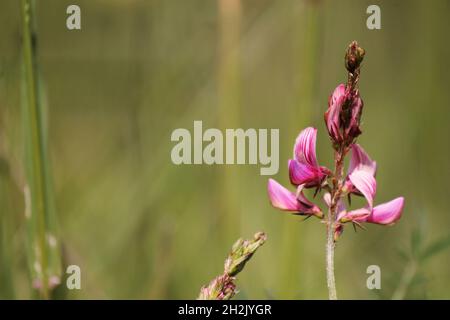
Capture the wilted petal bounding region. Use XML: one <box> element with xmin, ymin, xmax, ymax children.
<box><xmin>345</xmin><ymin>92</ymin><xmax>364</xmax><ymax>139</ymax></box>
<box><xmin>293</xmin><ymin>127</ymin><xmax>319</xmax><ymax>167</ymax></box>
<box><xmin>349</xmin><ymin>169</ymin><xmax>377</xmax><ymax>208</ymax></box>
<box><xmin>348</xmin><ymin>144</ymin><xmax>377</xmax><ymax>177</ymax></box>
<box><xmin>334</xmin><ymin>224</ymin><xmax>344</xmax><ymax>242</ymax></box>
<box><xmin>366</xmin><ymin>197</ymin><xmax>404</xmax><ymax>225</ymax></box>
<box><xmin>325</xmin><ymin>84</ymin><xmax>346</xmax><ymax>143</ymax></box>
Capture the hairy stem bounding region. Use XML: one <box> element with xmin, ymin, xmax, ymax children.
<box><xmin>326</xmin><ymin>148</ymin><xmax>346</xmax><ymax>300</ymax></box>
<box><xmin>326</xmin><ymin>209</ymin><xmax>337</xmax><ymax>300</ymax></box>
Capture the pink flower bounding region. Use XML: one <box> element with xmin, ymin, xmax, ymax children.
<box><xmin>364</xmin><ymin>197</ymin><xmax>405</xmax><ymax>225</ymax></box>
<box><xmin>338</xmin><ymin>197</ymin><xmax>405</xmax><ymax>226</ymax></box>
<box><xmin>329</xmin><ymin>143</ymin><xmax>404</xmax><ymax>230</ymax></box>
<box><xmin>268</xmin><ymin>179</ymin><xmax>323</xmax><ymax>218</ymax></box>
<box><xmin>348</xmin><ymin>170</ymin><xmax>377</xmax><ymax>209</ymax></box>
<box><xmin>344</xmin><ymin>144</ymin><xmax>377</xmax><ymax>208</ymax></box>
<box><xmin>324</xmin><ymin>84</ymin><xmax>364</xmax><ymax>146</ymax></box>
<box><xmin>289</xmin><ymin>127</ymin><xmax>330</xmax><ymax>188</ymax></box>
<box><xmin>348</xmin><ymin>144</ymin><xmax>377</xmax><ymax>176</ymax></box>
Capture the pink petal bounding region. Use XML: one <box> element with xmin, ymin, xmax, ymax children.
<box><xmin>296</xmin><ymin>185</ymin><xmax>323</xmax><ymax>218</ymax></box>
<box><xmin>323</xmin><ymin>192</ymin><xmax>332</xmax><ymax>207</ymax></box>
<box><xmin>339</xmin><ymin>207</ymin><xmax>371</xmax><ymax>223</ymax></box>
<box><xmin>267</xmin><ymin>179</ymin><xmax>299</xmax><ymax>211</ymax></box>
<box><xmin>349</xmin><ymin>169</ymin><xmax>377</xmax><ymax>208</ymax></box>
<box><xmin>345</xmin><ymin>93</ymin><xmax>364</xmax><ymax>139</ymax></box>
<box><xmin>289</xmin><ymin>159</ymin><xmax>322</xmax><ymax>187</ymax></box>
<box><xmin>267</xmin><ymin>179</ymin><xmax>322</xmax><ymax>217</ymax></box>
<box><xmin>348</xmin><ymin>144</ymin><xmax>377</xmax><ymax>177</ymax></box>
<box><xmin>366</xmin><ymin>197</ymin><xmax>404</xmax><ymax>225</ymax></box>
<box><xmin>323</xmin><ymin>193</ymin><xmax>347</xmax><ymax>220</ymax></box>
<box><xmin>325</xmin><ymin>84</ymin><xmax>346</xmax><ymax>142</ymax></box>
<box><xmin>293</xmin><ymin>127</ymin><xmax>319</xmax><ymax>167</ymax></box>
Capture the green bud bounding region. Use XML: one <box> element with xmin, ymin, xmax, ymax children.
<box><xmin>197</xmin><ymin>232</ymin><xmax>266</xmax><ymax>300</ymax></box>
<box><xmin>224</xmin><ymin>232</ymin><xmax>267</xmax><ymax>277</ymax></box>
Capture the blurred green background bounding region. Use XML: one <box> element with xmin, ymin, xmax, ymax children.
<box><xmin>1</xmin><ymin>0</ymin><xmax>450</xmax><ymax>299</ymax></box>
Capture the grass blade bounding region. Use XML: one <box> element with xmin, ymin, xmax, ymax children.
<box><xmin>20</xmin><ymin>0</ymin><xmax>61</xmax><ymax>299</ymax></box>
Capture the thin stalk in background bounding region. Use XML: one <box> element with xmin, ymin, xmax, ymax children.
<box><xmin>21</xmin><ymin>0</ymin><xmax>61</xmax><ymax>299</ymax></box>
<box><xmin>218</xmin><ymin>0</ymin><xmax>242</xmax><ymax>239</ymax></box>
<box><xmin>0</xmin><ymin>158</ymin><xmax>16</xmax><ymax>299</ymax></box>
<box><xmin>281</xmin><ymin>0</ymin><xmax>322</xmax><ymax>299</ymax></box>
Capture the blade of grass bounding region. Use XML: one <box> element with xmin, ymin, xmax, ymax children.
<box><xmin>20</xmin><ymin>0</ymin><xmax>61</xmax><ymax>299</ymax></box>
<box><xmin>0</xmin><ymin>158</ymin><xmax>16</xmax><ymax>299</ymax></box>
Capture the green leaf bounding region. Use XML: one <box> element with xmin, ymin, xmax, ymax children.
<box><xmin>420</xmin><ymin>235</ymin><xmax>450</xmax><ymax>262</ymax></box>
<box><xmin>395</xmin><ymin>246</ymin><xmax>410</xmax><ymax>262</ymax></box>
<box><xmin>411</xmin><ymin>228</ymin><xmax>423</xmax><ymax>259</ymax></box>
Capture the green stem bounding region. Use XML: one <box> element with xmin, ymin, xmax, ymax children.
<box><xmin>392</xmin><ymin>261</ymin><xmax>417</xmax><ymax>300</ymax></box>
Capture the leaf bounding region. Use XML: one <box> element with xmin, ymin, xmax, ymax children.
<box><xmin>395</xmin><ymin>246</ymin><xmax>410</xmax><ymax>262</ymax></box>
<box><xmin>21</xmin><ymin>0</ymin><xmax>61</xmax><ymax>298</ymax></box>
<box><xmin>420</xmin><ymin>235</ymin><xmax>450</xmax><ymax>262</ymax></box>
<box><xmin>411</xmin><ymin>228</ymin><xmax>423</xmax><ymax>259</ymax></box>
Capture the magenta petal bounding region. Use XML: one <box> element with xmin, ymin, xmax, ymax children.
<box><xmin>349</xmin><ymin>169</ymin><xmax>377</xmax><ymax>208</ymax></box>
<box><xmin>267</xmin><ymin>179</ymin><xmax>322</xmax><ymax>217</ymax></box>
<box><xmin>296</xmin><ymin>184</ymin><xmax>323</xmax><ymax>217</ymax></box>
<box><xmin>367</xmin><ymin>197</ymin><xmax>404</xmax><ymax>225</ymax></box>
<box><xmin>293</xmin><ymin>127</ymin><xmax>319</xmax><ymax>167</ymax></box>
<box><xmin>325</xmin><ymin>84</ymin><xmax>346</xmax><ymax>142</ymax></box>
<box><xmin>289</xmin><ymin>159</ymin><xmax>320</xmax><ymax>187</ymax></box>
<box><xmin>345</xmin><ymin>93</ymin><xmax>364</xmax><ymax>139</ymax></box>
<box><xmin>348</xmin><ymin>144</ymin><xmax>377</xmax><ymax>176</ymax></box>
<box><xmin>290</xmin><ymin>127</ymin><xmax>330</xmax><ymax>188</ymax></box>
<box><xmin>296</xmin><ymin>185</ymin><xmax>316</xmax><ymax>209</ymax></box>
<box><xmin>267</xmin><ymin>179</ymin><xmax>299</xmax><ymax>211</ymax></box>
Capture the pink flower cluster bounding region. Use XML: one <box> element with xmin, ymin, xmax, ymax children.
<box><xmin>267</xmin><ymin>83</ymin><xmax>404</xmax><ymax>239</ymax></box>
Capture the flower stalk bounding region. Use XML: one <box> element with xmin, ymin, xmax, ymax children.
<box><xmin>325</xmin><ymin>42</ymin><xmax>364</xmax><ymax>299</ymax></box>
<box><xmin>267</xmin><ymin>41</ymin><xmax>405</xmax><ymax>299</ymax></box>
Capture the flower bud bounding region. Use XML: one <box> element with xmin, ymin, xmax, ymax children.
<box><xmin>198</xmin><ymin>274</ymin><xmax>237</xmax><ymax>300</ymax></box>
<box><xmin>224</xmin><ymin>232</ymin><xmax>267</xmax><ymax>276</ymax></box>
<box><xmin>345</xmin><ymin>41</ymin><xmax>365</xmax><ymax>73</ymax></box>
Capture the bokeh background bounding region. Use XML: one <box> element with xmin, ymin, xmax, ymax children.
<box><xmin>1</xmin><ymin>0</ymin><xmax>450</xmax><ymax>299</ymax></box>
